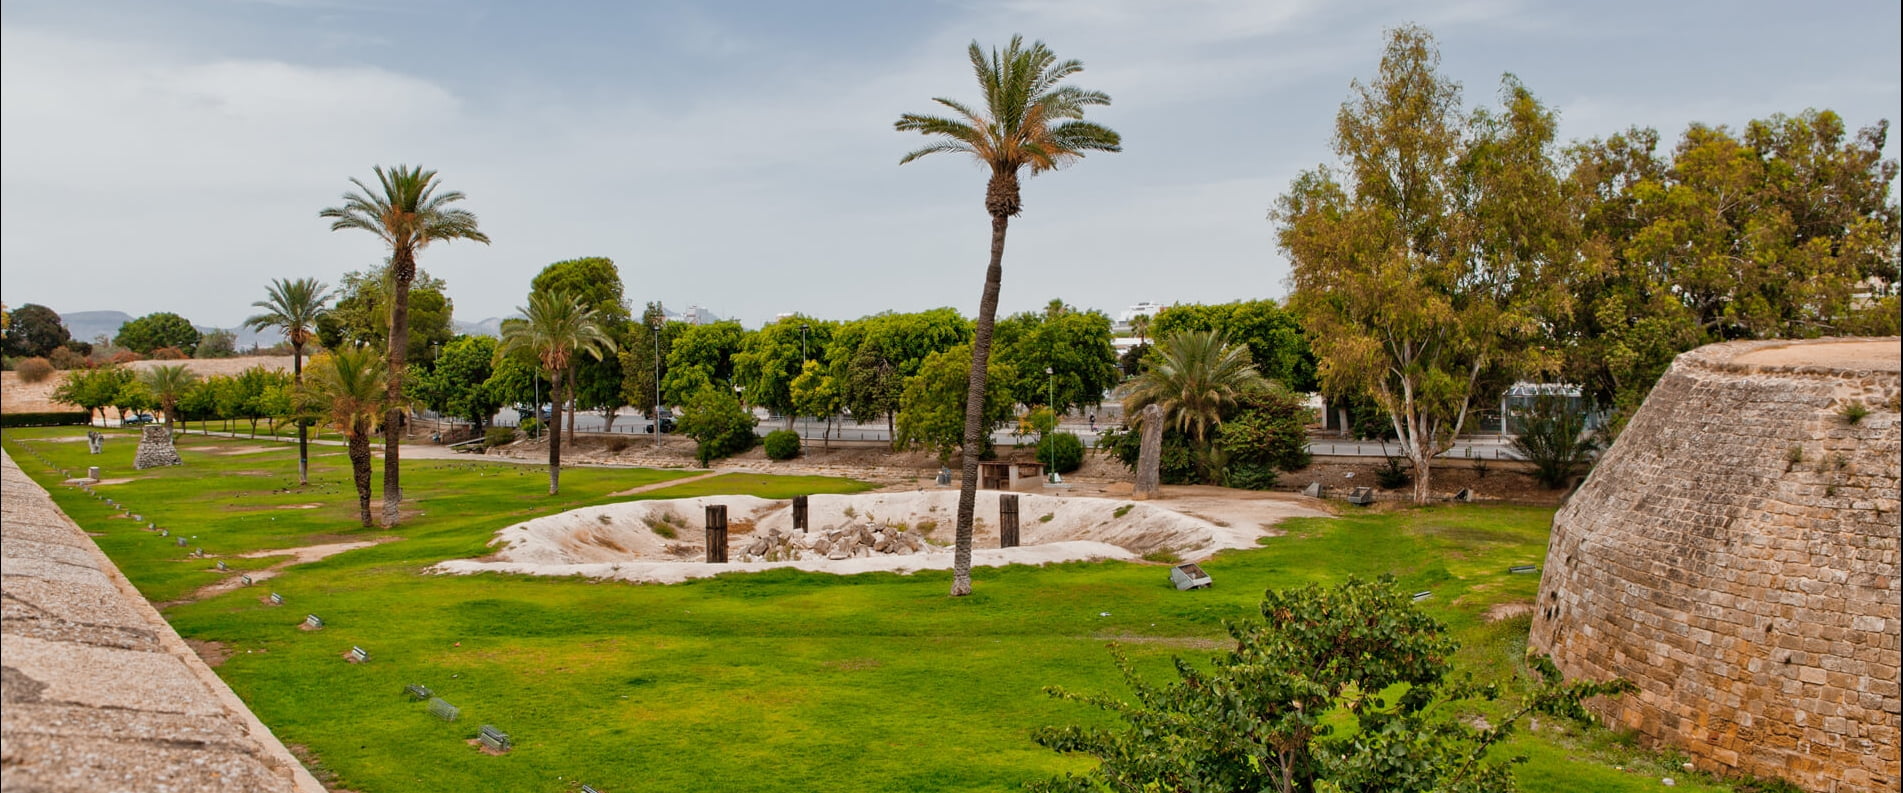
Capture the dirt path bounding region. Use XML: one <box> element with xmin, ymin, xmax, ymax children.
<box><xmin>608</xmin><ymin>471</ymin><xmax>724</xmax><ymax>497</ymax></box>
<box><xmin>156</xmin><ymin>537</ymin><xmax>401</xmax><ymax>608</ymax></box>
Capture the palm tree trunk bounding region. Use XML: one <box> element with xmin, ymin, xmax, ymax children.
<box><xmin>384</xmin><ymin>250</ymin><xmax>415</xmax><ymax>528</ymax></box>
<box><xmin>347</xmin><ymin>424</ymin><xmax>373</xmax><ymax>528</ymax></box>
<box><xmin>294</xmin><ymin>344</ymin><xmax>308</xmax><ymax>486</ymax></box>
<box><xmin>548</xmin><ymin>369</ymin><xmax>565</xmax><ymax>495</ymax></box>
<box><xmin>566</xmin><ymin>365</ymin><xmax>577</xmax><ymax>444</ymax></box>
<box><xmin>952</xmin><ymin>210</ymin><xmax>1012</xmax><ymax>597</ymax></box>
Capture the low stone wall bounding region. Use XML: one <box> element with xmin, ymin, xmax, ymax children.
<box><xmin>1530</xmin><ymin>338</ymin><xmax>1901</xmax><ymax>792</ymax></box>
<box><xmin>0</xmin><ymin>450</ymin><xmax>323</xmax><ymax>792</ymax></box>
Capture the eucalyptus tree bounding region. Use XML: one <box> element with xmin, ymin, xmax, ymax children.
<box><xmin>320</xmin><ymin>165</ymin><xmax>489</xmax><ymax>526</ymax></box>
<box><xmin>298</xmin><ymin>346</ymin><xmax>390</xmax><ymax>528</ymax></box>
<box><xmin>896</xmin><ymin>35</ymin><xmax>1121</xmax><ymax>596</ymax></box>
<box><xmin>245</xmin><ymin>277</ymin><xmax>333</xmax><ymax>484</ymax></box>
<box><xmin>497</xmin><ymin>290</ymin><xmax>617</xmax><ymax>495</ymax></box>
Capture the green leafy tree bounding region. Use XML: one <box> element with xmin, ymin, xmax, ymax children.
<box><xmin>194</xmin><ymin>329</ymin><xmax>238</xmax><ymax>359</ymax></box>
<box><xmin>297</xmin><ymin>346</ymin><xmax>390</xmax><ymax>528</ymax></box>
<box><xmin>176</xmin><ymin>373</ymin><xmax>222</xmax><ymax>434</ymax></box>
<box><xmin>112</xmin><ymin>378</ymin><xmax>156</xmax><ymax>422</ymax></box>
<box><xmin>896</xmin><ymin>35</ymin><xmax>1121</xmax><ymax>596</ymax></box>
<box><xmin>1215</xmin><ymin>385</ymin><xmax>1313</xmax><ymax>490</ymax></box>
<box><xmin>1029</xmin><ymin>576</ymin><xmax>1636</xmax><ymax>793</ymax></box>
<box><xmin>1278</xmin><ymin>26</ymin><xmax>1562</xmax><ymax>503</ymax></box>
<box><xmin>419</xmin><ymin>335</ymin><xmax>503</xmax><ymax>434</ymax></box>
<box><xmin>733</xmin><ymin>315</ymin><xmax>836</xmax><ymax>429</ymax></box>
<box><xmin>139</xmin><ymin>364</ymin><xmax>199</xmax><ymax>434</ymax></box>
<box><xmin>1150</xmin><ymin>300</ymin><xmax>1317</xmax><ymax>392</ymax></box>
<box><xmin>3</xmin><ymin>304</ymin><xmax>70</xmax><ymax>358</ymax></box>
<box><xmin>315</xmin><ymin>266</ymin><xmax>455</xmax><ymax>365</ymax></box>
<box><xmin>619</xmin><ymin>303</ymin><xmax>685</xmax><ymax>420</ymax></box>
<box><xmin>789</xmin><ymin>360</ymin><xmax>843</xmax><ymax>448</ymax></box>
<box><xmin>895</xmin><ymin>344</ymin><xmax>1013</xmax><ymax>465</ymax></box>
<box><xmin>662</xmin><ymin>321</ymin><xmax>746</xmax><ymax>407</ymax></box>
<box><xmin>826</xmin><ymin>308</ymin><xmax>973</xmax><ymax>435</ymax></box>
<box><xmin>115</xmin><ymin>312</ymin><xmax>202</xmax><ymax>356</ymax></box>
<box><xmin>245</xmin><ymin>277</ymin><xmax>334</xmax><ymax>484</ymax></box>
<box><xmin>993</xmin><ymin>305</ymin><xmax>1120</xmax><ymax>415</ymax></box>
<box><xmin>677</xmin><ymin>386</ymin><xmax>758</xmax><ymax>467</ymax></box>
<box><xmin>1509</xmin><ymin>394</ymin><xmax>1600</xmax><ymax>489</ymax></box>
<box><xmin>321</xmin><ymin>164</ymin><xmax>490</xmax><ymax>527</ymax></box>
<box><xmin>225</xmin><ymin>366</ymin><xmax>292</xmax><ymax>438</ymax></box>
<box><xmin>1121</xmin><ymin>330</ymin><xmax>1266</xmax><ymax>480</ymax></box>
<box><xmin>532</xmin><ymin>257</ymin><xmax>631</xmax><ymax>434</ymax></box>
<box><xmin>497</xmin><ymin>290</ymin><xmax>616</xmax><ymax>495</ymax></box>
<box><xmin>52</xmin><ymin>365</ymin><xmax>132</xmax><ymax>426</ymax></box>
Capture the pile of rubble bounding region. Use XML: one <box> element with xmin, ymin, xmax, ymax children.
<box><xmin>737</xmin><ymin>523</ymin><xmax>930</xmax><ymax>562</ymax></box>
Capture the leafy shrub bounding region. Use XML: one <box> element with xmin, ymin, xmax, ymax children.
<box><xmin>519</xmin><ymin>417</ymin><xmax>541</xmax><ymax>438</ymax></box>
<box><xmin>150</xmin><ymin>346</ymin><xmax>190</xmax><ymax>360</ymax></box>
<box><xmin>1112</xmin><ymin>504</ymin><xmax>1133</xmax><ymax>519</ymax></box>
<box><xmin>763</xmin><ymin>429</ymin><xmax>802</xmax><ymax>460</ymax></box>
<box><xmin>484</xmin><ymin>426</ymin><xmax>517</xmax><ymax>448</ymax></box>
<box><xmin>1222</xmin><ymin>462</ymin><xmax>1280</xmax><ymax>491</ymax></box>
<box><xmin>1098</xmin><ymin>423</ymin><xmax>1198</xmax><ymax>485</ymax></box>
<box><xmin>48</xmin><ymin>347</ymin><xmax>89</xmax><ymax>370</ymax></box>
<box><xmin>1140</xmin><ymin>548</ymin><xmax>1180</xmax><ymax>564</ymax></box>
<box><xmin>678</xmin><ymin>387</ymin><xmax>757</xmax><ymax>466</ymax></box>
<box><xmin>1375</xmin><ymin>456</ymin><xmax>1412</xmax><ymax>489</ymax></box>
<box><xmin>1839</xmin><ymin>401</ymin><xmax>1870</xmax><ymax>424</ymax></box>
<box><xmin>1509</xmin><ymin>395</ymin><xmax>1600</xmax><ymax>489</ymax></box>
<box><xmin>109</xmin><ymin>350</ymin><xmax>144</xmax><ymax>364</ymax></box>
<box><xmin>1037</xmin><ymin>431</ymin><xmax>1084</xmax><ymax>474</ymax></box>
<box><xmin>14</xmin><ymin>357</ymin><xmax>54</xmax><ymax>383</ymax></box>
<box><xmin>0</xmin><ymin>411</ymin><xmax>93</xmax><ymax>428</ymax></box>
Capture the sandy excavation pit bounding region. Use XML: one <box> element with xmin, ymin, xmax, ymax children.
<box><xmin>434</xmin><ymin>490</ymin><xmax>1327</xmax><ymax>584</ymax></box>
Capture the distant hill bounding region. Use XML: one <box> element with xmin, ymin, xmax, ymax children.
<box><xmin>58</xmin><ymin>311</ymin><xmax>134</xmax><ymax>346</ymax></box>
<box><xmin>454</xmin><ymin>317</ymin><xmax>507</xmax><ymax>338</ymax></box>
<box><xmin>57</xmin><ymin>309</ymin><xmax>510</xmax><ymax>349</ymax></box>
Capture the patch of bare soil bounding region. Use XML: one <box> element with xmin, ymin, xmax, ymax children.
<box><xmin>186</xmin><ymin>638</ymin><xmax>232</xmax><ymax>667</ymax></box>
<box><xmin>1486</xmin><ymin>601</ymin><xmax>1535</xmax><ymax>622</ymax></box>
<box><xmin>1</xmin><ymin>356</ymin><xmax>294</xmax><ymax>414</ymax></box>
<box><xmin>159</xmin><ymin>537</ymin><xmax>402</xmax><ymax>607</ymax></box>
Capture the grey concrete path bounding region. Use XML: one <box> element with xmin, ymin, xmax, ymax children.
<box><xmin>0</xmin><ymin>450</ymin><xmax>324</xmax><ymax>793</ymax></box>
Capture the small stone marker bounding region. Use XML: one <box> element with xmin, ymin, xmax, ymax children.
<box><xmin>1170</xmin><ymin>563</ymin><xmax>1213</xmax><ymax>591</ymax></box>
<box><xmin>241</xmin><ymin>575</ymin><xmax>252</xmax><ymax>585</ymax></box>
<box><xmin>270</xmin><ymin>592</ymin><xmax>284</xmax><ymax>605</ymax></box>
<box><xmin>305</xmin><ymin>614</ymin><xmax>324</xmax><ymax>629</ymax></box>
<box><xmin>216</xmin><ymin>560</ymin><xmax>228</xmax><ymax>571</ymax></box>
<box><xmin>792</xmin><ymin>495</ymin><xmax>809</xmax><ymax>533</ymax></box>
<box><xmin>348</xmin><ymin>646</ymin><xmax>369</xmax><ymax>663</ymax></box>
<box><xmin>1412</xmin><ymin>591</ymin><xmax>1433</xmax><ymax>602</ymax></box>
<box><xmin>705</xmin><ymin>504</ymin><xmax>728</xmax><ymax>564</ymax></box>
<box><xmin>406</xmin><ymin>684</ymin><xmax>433</xmax><ymax>701</ymax></box>
<box><xmin>1509</xmin><ymin>565</ymin><xmax>1538</xmax><ymax>574</ymax></box>
<box><xmin>160</xmin><ymin>529</ymin><xmax>169</xmax><ymax>537</ymax></box>
<box><xmin>147</xmin><ymin>522</ymin><xmax>156</xmax><ymax>530</ymax></box>
<box><xmin>581</xmin><ymin>786</ymin><xmax>600</xmax><ymax>793</ymax></box>
<box><xmin>999</xmin><ymin>494</ymin><xmax>1020</xmax><ymax>549</ymax></box>
<box><xmin>429</xmin><ymin>698</ymin><xmax>460</xmax><ymax>721</ymax></box>
<box><xmin>88</xmin><ymin>465</ymin><xmax>100</xmax><ymax>479</ymax></box>
<box><xmin>131</xmin><ymin>514</ymin><xmax>142</xmax><ymax>521</ymax></box>
<box><xmin>1347</xmin><ymin>486</ymin><xmax>1375</xmax><ymax>505</ymax></box>
<box><xmin>1302</xmin><ymin>481</ymin><xmax>1324</xmax><ymax>498</ymax></box>
<box><xmin>478</xmin><ymin>724</ymin><xmax>512</xmax><ymax>752</ymax></box>
<box><xmin>175</xmin><ymin>537</ymin><xmax>187</xmax><ymax>547</ymax></box>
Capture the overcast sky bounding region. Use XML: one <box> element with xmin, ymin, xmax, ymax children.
<box><xmin>3</xmin><ymin>0</ymin><xmax>1898</xmax><ymax>331</ymax></box>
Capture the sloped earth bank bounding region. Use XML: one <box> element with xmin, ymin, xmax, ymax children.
<box><xmin>433</xmin><ymin>490</ymin><xmax>1329</xmax><ymax>584</ymax></box>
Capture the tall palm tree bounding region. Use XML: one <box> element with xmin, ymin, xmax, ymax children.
<box><xmin>497</xmin><ymin>290</ymin><xmax>617</xmax><ymax>495</ymax></box>
<box><xmin>140</xmin><ymin>364</ymin><xmax>199</xmax><ymax>435</ymax></box>
<box><xmin>896</xmin><ymin>35</ymin><xmax>1121</xmax><ymax>596</ymax></box>
<box><xmin>244</xmin><ymin>277</ymin><xmax>333</xmax><ymax>486</ymax></box>
<box><xmin>1122</xmin><ymin>330</ymin><xmax>1266</xmax><ymax>479</ymax></box>
<box><xmin>298</xmin><ymin>346</ymin><xmax>389</xmax><ymax>528</ymax></box>
<box><xmin>320</xmin><ymin>165</ymin><xmax>489</xmax><ymax>527</ymax></box>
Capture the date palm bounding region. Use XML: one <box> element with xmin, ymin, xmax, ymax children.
<box><xmin>497</xmin><ymin>289</ymin><xmax>617</xmax><ymax>495</ymax></box>
<box><xmin>244</xmin><ymin>277</ymin><xmax>333</xmax><ymax>485</ymax></box>
<box><xmin>1121</xmin><ymin>330</ymin><xmax>1266</xmax><ymax>480</ymax></box>
<box><xmin>139</xmin><ymin>364</ymin><xmax>199</xmax><ymax>435</ymax></box>
<box><xmin>896</xmin><ymin>35</ymin><xmax>1121</xmax><ymax>596</ymax></box>
<box><xmin>320</xmin><ymin>165</ymin><xmax>488</xmax><ymax>527</ymax></box>
<box><xmin>298</xmin><ymin>346</ymin><xmax>391</xmax><ymax>528</ymax></box>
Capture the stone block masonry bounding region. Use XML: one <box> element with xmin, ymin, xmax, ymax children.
<box><xmin>132</xmin><ymin>424</ymin><xmax>182</xmax><ymax>469</ymax></box>
<box><xmin>0</xmin><ymin>450</ymin><xmax>323</xmax><ymax>792</ymax></box>
<box><xmin>1531</xmin><ymin>338</ymin><xmax>1901</xmax><ymax>793</ymax></box>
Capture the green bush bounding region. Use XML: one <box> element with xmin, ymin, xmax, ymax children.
<box><xmin>1036</xmin><ymin>431</ymin><xmax>1084</xmax><ymax>474</ymax></box>
<box><xmin>484</xmin><ymin>426</ymin><xmax>517</xmax><ymax>448</ymax></box>
<box><xmin>678</xmin><ymin>387</ymin><xmax>758</xmax><ymax>466</ymax></box>
<box><xmin>763</xmin><ymin>429</ymin><xmax>802</xmax><ymax>460</ymax></box>
<box><xmin>519</xmin><ymin>417</ymin><xmax>541</xmax><ymax>439</ymax></box>
<box><xmin>1222</xmin><ymin>462</ymin><xmax>1280</xmax><ymax>491</ymax></box>
<box><xmin>0</xmin><ymin>411</ymin><xmax>93</xmax><ymax>428</ymax></box>
<box><xmin>1376</xmin><ymin>456</ymin><xmax>1412</xmax><ymax>489</ymax></box>
<box><xmin>14</xmin><ymin>357</ymin><xmax>54</xmax><ymax>384</ymax></box>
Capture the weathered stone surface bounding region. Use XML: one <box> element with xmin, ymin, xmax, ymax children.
<box><xmin>132</xmin><ymin>425</ymin><xmax>183</xmax><ymax>470</ymax></box>
<box><xmin>1531</xmin><ymin>338</ymin><xmax>1901</xmax><ymax>793</ymax></box>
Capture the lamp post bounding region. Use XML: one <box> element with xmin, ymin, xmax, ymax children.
<box><xmin>652</xmin><ymin>317</ymin><xmax>663</xmax><ymax>435</ymax></box>
<box><xmin>799</xmin><ymin>323</ymin><xmax>810</xmax><ymax>363</ymax></box>
<box><xmin>1045</xmin><ymin>366</ymin><xmax>1055</xmax><ymax>482</ymax></box>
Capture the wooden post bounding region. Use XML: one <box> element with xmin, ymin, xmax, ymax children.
<box><xmin>999</xmin><ymin>494</ymin><xmax>1020</xmax><ymax>549</ymax></box>
<box><xmin>792</xmin><ymin>495</ymin><xmax>809</xmax><ymax>533</ymax></box>
<box><xmin>705</xmin><ymin>504</ymin><xmax>728</xmax><ymax>563</ymax></box>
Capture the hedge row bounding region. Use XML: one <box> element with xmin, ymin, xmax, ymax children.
<box><xmin>1</xmin><ymin>411</ymin><xmax>94</xmax><ymax>428</ymax></box>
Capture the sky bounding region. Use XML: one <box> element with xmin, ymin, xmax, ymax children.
<box><xmin>3</xmin><ymin>0</ymin><xmax>1899</xmax><ymax>332</ymax></box>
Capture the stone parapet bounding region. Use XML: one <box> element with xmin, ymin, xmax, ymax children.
<box><xmin>0</xmin><ymin>450</ymin><xmax>322</xmax><ymax>792</ymax></box>
<box><xmin>1531</xmin><ymin>338</ymin><xmax>1901</xmax><ymax>792</ymax></box>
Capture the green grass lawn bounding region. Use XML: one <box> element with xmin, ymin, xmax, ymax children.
<box><xmin>3</xmin><ymin>427</ymin><xmax>1737</xmax><ymax>793</ymax></box>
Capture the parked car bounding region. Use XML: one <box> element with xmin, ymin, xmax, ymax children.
<box><xmin>122</xmin><ymin>413</ymin><xmax>157</xmax><ymax>426</ymax></box>
<box><xmin>645</xmin><ymin>409</ymin><xmax>676</xmax><ymax>433</ymax></box>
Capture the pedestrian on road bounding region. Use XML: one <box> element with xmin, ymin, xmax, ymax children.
<box><xmin>1088</xmin><ymin>413</ymin><xmax>1096</xmax><ymax>432</ymax></box>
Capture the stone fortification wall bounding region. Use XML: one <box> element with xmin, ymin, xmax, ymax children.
<box><xmin>1530</xmin><ymin>338</ymin><xmax>1901</xmax><ymax>792</ymax></box>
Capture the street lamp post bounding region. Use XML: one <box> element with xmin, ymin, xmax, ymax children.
<box><xmin>1045</xmin><ymin>366</ymin><xmax>1056</xmax><ymax>482</ymax></box>
<box><xmin>652</xmin><ymin>317</ymin><xmax>663</xmax><ymax>435</ymax></box>
<box><xmin>799</xmin><ymin>323</ymin><xmax>810</xmax><ymax>363</ymax></box>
